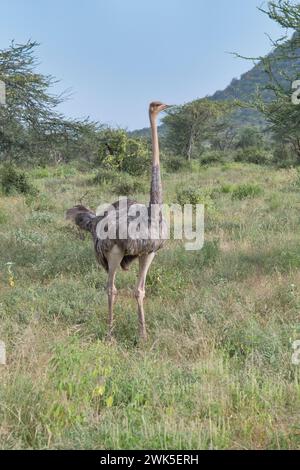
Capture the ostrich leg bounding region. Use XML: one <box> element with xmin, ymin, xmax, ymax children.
<box><xmin>135</xmin><ymin>252</ymin><xmax>156</xmax><ymax>340</ymax></box>
<box><xmin>106</xmin><ymin>246</ymin><xmax>123</xmax><ymax>339</ymax></box>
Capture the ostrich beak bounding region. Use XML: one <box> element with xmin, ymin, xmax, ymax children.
<box><xmin>161</xmin><ymin>104</ymin><xmax>173</xmax><ymax>111</ymax></box>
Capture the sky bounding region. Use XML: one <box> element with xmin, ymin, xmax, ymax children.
<box><xmin>0</xmin><ymin>0</ymin><xmax>285</xmax><ymax>129</ymax></box>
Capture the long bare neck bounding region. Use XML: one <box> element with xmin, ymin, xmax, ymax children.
<box><xmin>150</xmin><ymin>113</ymin><xmax>162</xmax><ymax>205</ymax></box>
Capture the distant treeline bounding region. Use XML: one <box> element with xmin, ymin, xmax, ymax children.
<box><xmin>0</xmin><ymin>1</ymin><xmax>300</xmax><ymax>170</ymax></box>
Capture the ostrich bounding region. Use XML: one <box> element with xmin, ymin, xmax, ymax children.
<box><xmin>66</xmin><ymin>101</ymin><xmax>170</xmax><ymax>340</ymax></box>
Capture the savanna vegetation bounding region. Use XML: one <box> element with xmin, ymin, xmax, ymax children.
<box><xmin>0</xmin><ymin>0</ymin><xmax>300</xmax><ymax>450</ymax></box>
<box><xmin>1</xmin><ymin>162</ymin><xmax>300</xmax><ymax>449</ymax></box>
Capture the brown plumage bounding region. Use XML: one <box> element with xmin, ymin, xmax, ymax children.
<box><xmin>66</xmin><ymin>200</ymin><xmax>144</xmax><ymax>272</ymax></box>
<box><xmin>66</xmin><ymin>101</ymin><xmax>170</xmax><ymax>340</ymax></box>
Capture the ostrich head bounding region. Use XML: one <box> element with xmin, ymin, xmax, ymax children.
<box><xmin>149</xmin><ymin>101</ymin><xmax>170</xmax><ymax>117</ymax></box>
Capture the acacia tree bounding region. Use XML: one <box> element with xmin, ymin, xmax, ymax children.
<box><xmin>162</xmin><ymin>98</ymin><xmax>233</xmax><ymax>160</ymax></box>
<box><xmin>239</xmin><ymin>1</ymin><xmax>300</xmax><ymax>160</ymax></box>
<box><xmin>209</xmin><ymin>116</ymin><xmax>238</xmax><ymax>151</ymax></box>
<box><xmin>0</xmin><ymin>41</ymin><xmax>99</xmax><ymax>164</ymax></box>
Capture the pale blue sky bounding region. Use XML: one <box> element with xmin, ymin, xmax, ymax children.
<box><xmin>0</xmin><ymin>0</ymin><xmax>285</xmax><ymax>129</ymax></box>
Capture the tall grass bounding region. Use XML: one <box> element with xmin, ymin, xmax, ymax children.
<box><xmin>0</xmin><ymin>162</ymin><xmax>300</xmax><ymax>449</ymax></box>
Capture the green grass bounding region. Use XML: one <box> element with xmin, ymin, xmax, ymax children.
<box><xmin>0</xmin><ymin>162</ymin><xmax>300</xmax><ymax>449</ymax></box>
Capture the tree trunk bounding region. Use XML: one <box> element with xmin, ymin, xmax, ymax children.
<box><xmin>187</xmin><ymin>125</ymin><xmax>194</xmax><ymax>161</ymax></box>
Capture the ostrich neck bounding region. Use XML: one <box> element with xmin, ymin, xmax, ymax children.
<box><xmin>150</xmin><ymin>113</ymin><xmax>162</xmax><ymax>206</ymax></box>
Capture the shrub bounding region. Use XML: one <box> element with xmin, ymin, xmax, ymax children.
<box><xmin>234</xmin><ymin>147</ymin><xmax>273</xmax><ymax>165</ymax></box>
<box><xmin>235</xmin><ymin>126</ymin><xmax>263</xmax><ymax>149</ymax></box>
<box><xmin>273</xmin><ymin>145</ymin><xmax>298</xmax><ymax>168</ymax></box>
<box><xmin>121</xmin><ymin>139</ymin><xmax>149</xmax><ymax>176</ymax></box>
<box><xmin>176</xmin><ymin>187</ymin><xmax>214</xmax><ymax>211</ymax></box>
<box><xmin>0</xmin><ymin>164</ymin><xmax>38</xmax><ymax>196</ymax></box>
<box><xmin>231</xmin><ymin>183</ymin><xmax>263</xmax><ymax>200</ymax></box>
<box><xmin>293</xmin><ymin>168</ymin><xmax>300</xmax><ymax>188</ymax></box>
<box><xmin>98</xmin><ymin>129</ymin><xmax>149</xmax><ymax>176</ymax></box>
<box><xmin>198</xmin><ymin>239</ymin><xmax>220</xmax><ymax>266</ymax></box>
<box><xmin>30</xmin><ymin>167</ymin><xmax>50</xmax><ymax>179</ymax></box>
<box><xmin>199</xmin><ymin>150</ymin><xmax>226</xmax><ymax>165</ymax></box>
<box><xmin>15</xmin><ymin>228</ymin><xmax>46</xmax><ymax>246</ymax></box>
<box><xmin>220</xmin><ymin>183</ymin><xmax>235</xmax><ymax>194</ymax></box>
<box><xmin>27</xmin><ymin>211</ymin><xmax>54</xmax><ymax>225</ymax></box>
<box><xmin>210</xmin><ymin>183</ymin><xmax>235</xmax><ymax>199</ymax></box>
<box><xmin>93</xmin><ymin>170</ymin><xmax>145</xmax><ymax>195</ymax></box>
<box><xmin>164</xmin><ymin>156</ymin><xmax>187</xmax><ymax>173</ymax></box>
<box><xmin>112</xmin><ymin>173</ymin><xmax>145</xmax><ymax>195</ymax></box>
<box><xmin>53</xmin><ymin>165</ymin><xmax>78</xmax><ymax>178</ymax></box>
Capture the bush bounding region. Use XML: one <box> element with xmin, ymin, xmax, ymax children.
<box><xmin>98</xmin><ymin>129</ymin><xmax>149</xmax><ymax>176</ymax></box>
<box><xmin>235</xmin><ymin>126</ymin><xmax>263</xmax><ymax>149</ymax></box>
<box><xmin>231</xmin><ymin>183</ymin><xmax>263</xmax><ymax>200</ymax></box>
<box><xmin>293</xmin><ymin>168</ymin><xmax>300</xmax><ymax>188</ymax></box>
<box><xmin>93</xmin><ymin>169</ymin><xmax>145</xmax><ymax>195</ymax></box>
<box><xmin>234</xmin><ymin>147</ymin><xmax>273</xmax><ymax>165</ymax></box>
<box><xmin>29</xmin><ymin>167</ymin><xmax>50</xmax><ymax>179</ymax></box>
<box><xmin>53</xmin><ymin>165</ymin><xmax>78</xmax><ymax>178</ymax></box>
<box><xmin>121</xmin><ymin>139</ymin><xmax>149</xmax><ymax>176</ymax></box>
<box><xmin>0</xmin><ymin>164</ymin><xmax>38</xmax><ymax>196</ymax></box>
<box><xmin>273</xmin><ymin>145</ymin><xmax>298</xmax><ymax>168</ymax></box>
<box><xmin>220</xmin><ymin>183</ymin><xmax>235</xmax><ymax>194</ymax></box>
<box><xmin>112</xmin><ymin>173</ymin><xmax>146</xmax><ymax>195</ymax></box>
<box><xmin>199</xmin><ymin>150</ymin><xmax>226</xmax><ymax>165</ymax></box>
<box><xmin>164</xmin><ymin>156</ymin><xmax>187</xmax><ymax>173</ymax></box>
<box><xmin>176</xmin><ymin>187</ymin><xmax>214</xmax><ymax>211</ymax></box>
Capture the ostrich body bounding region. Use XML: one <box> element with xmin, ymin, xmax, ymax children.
<box><xmin>66</xmin><ymin>102</ymin><xmax>169</xmax><ymax>340</ymax></box>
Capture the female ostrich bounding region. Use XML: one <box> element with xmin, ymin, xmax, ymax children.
<box><xmin>66</xmin><ymin>101</ymin><xmax>169</xmax><ymax>340</ymax></box>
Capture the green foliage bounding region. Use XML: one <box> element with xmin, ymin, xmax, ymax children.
<box><xmin>164</xmin><ymin>155</ymin><xmax>188</xmax><ymax>172</ymax></box>
<box><xmin>30</xmin><ymin>167</ymin><xmax>51</xmax><ymax>179</ymax></box>
<box><xmin>98</xmin><ymin>129</ymin><xmax>127</xmax><ymax>170</ymax></box>
<box><xmin>93</xmin><ymin>169</ymin><xmax>120</xmax><ymax>185</ymax></box>
<box><xmin>98</xmin><ymin>129</ymin><xmax>149</xmax><ymax>176</ymax></box>
<box><xmin>220</xmin><ymin>183</ymin><xmax>235</xmax><ymax>194</ymax></box>
<box><xmin>93</xmin><ymin>169</ymin><xmax>146</xmax><ymax>195</ymax></box>
<box><xmin>25</xmin><ymin>192</ymin><xmax>55</xmax><ymax>211</ymax></box>
<box><xmin>234</xmin><ymin>147</ymin><xmax>273</xmax><ymax>165</ymax></box>
<box><xmin>1</xmin><ymin>163</ymin><xmax>300</xmax><ymax>450</ymax></box>
<box><xmin>0</xmin><ymin>164</ymin><xmax>37</xmax><ymax>195</ymax></box>
<box><xmin>27</xmin><ymin>211</ymin><xmax>54</xmax><ymax>226</ymax></box>
<box><xmin>163</xmin><ymin>99</ymin><xmax>233</xmax><ymax>160</ymax></box>
<box><xmin>176</xmin><ymin>187</ymin><xmax>215</xmax><ymax>211</ymax></box>
<box><xmin>0</xmin><ymin>41</ymin><xmax>101</xmax><ymax>165</ymax></box>
<box><xmin>121</xmin><ymin>138</ymin><xmax>149</xmax><ymax>176</ymax></box>
<box><xmin>236</xmin><ymin>2</ymin><xmax>300</xmax><ymax>160</ymax></box>
<box><xmin>294</xmin><ymin>168</ymin><xmax>300</xmax><ymax>188</ymax></box>
<box><xmin>231</xmin><ymin>183</ymin><xmax>263</xmax><ymax>200</ymax></box>
<box><xmin>235</xmin><ymin>126</ymin><xmax>263</xmax><ymax>149</ymax></box>
<box><xmin>272</xmin><ymin>144</ymin><xmax>299</xmax><ymax>167</ymax></box>
<box><xmin>15</xmin><ymin>228</ymin><xmax>46</xmax><ymax>246</ymax></box>
<box><xmin>112</xmin><ymin>173</ymin><xmax>146</xmax><ymax>195</ymax></box>
<box><xmin>198</xmin><ymin>239</ymin><xmax>220</xmax><ymax>266</ymax></box>
<box><xmin>199</xmin><ymin>149</ymin><xmax>227</xmax><ymax>165</ymax></box>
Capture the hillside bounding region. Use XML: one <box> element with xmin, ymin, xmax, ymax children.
<box><xmin>211</xmin><ymin>33</ymin><xmax>300</xmax><ymax>127</ymax></box>
<box><xmin>131</xmin><ymin>34</ymin><xmax>300</xmax><ymax>135</ymax></box>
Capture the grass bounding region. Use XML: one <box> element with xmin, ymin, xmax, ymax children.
<box><xmin>0</xmin><ymin>162</ymin><xmax>300</xmax><ymax>449</ymax></box>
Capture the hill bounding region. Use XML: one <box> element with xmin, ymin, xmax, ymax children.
<box><xmin>210</xmin><ymin>33</ymin><xmax>300</xmax><ymax>127</ymax></box>
<box><xmin>131</xmin><ymin>34</ymin><xmax>300</xmax><ymax>135</ymax></box>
